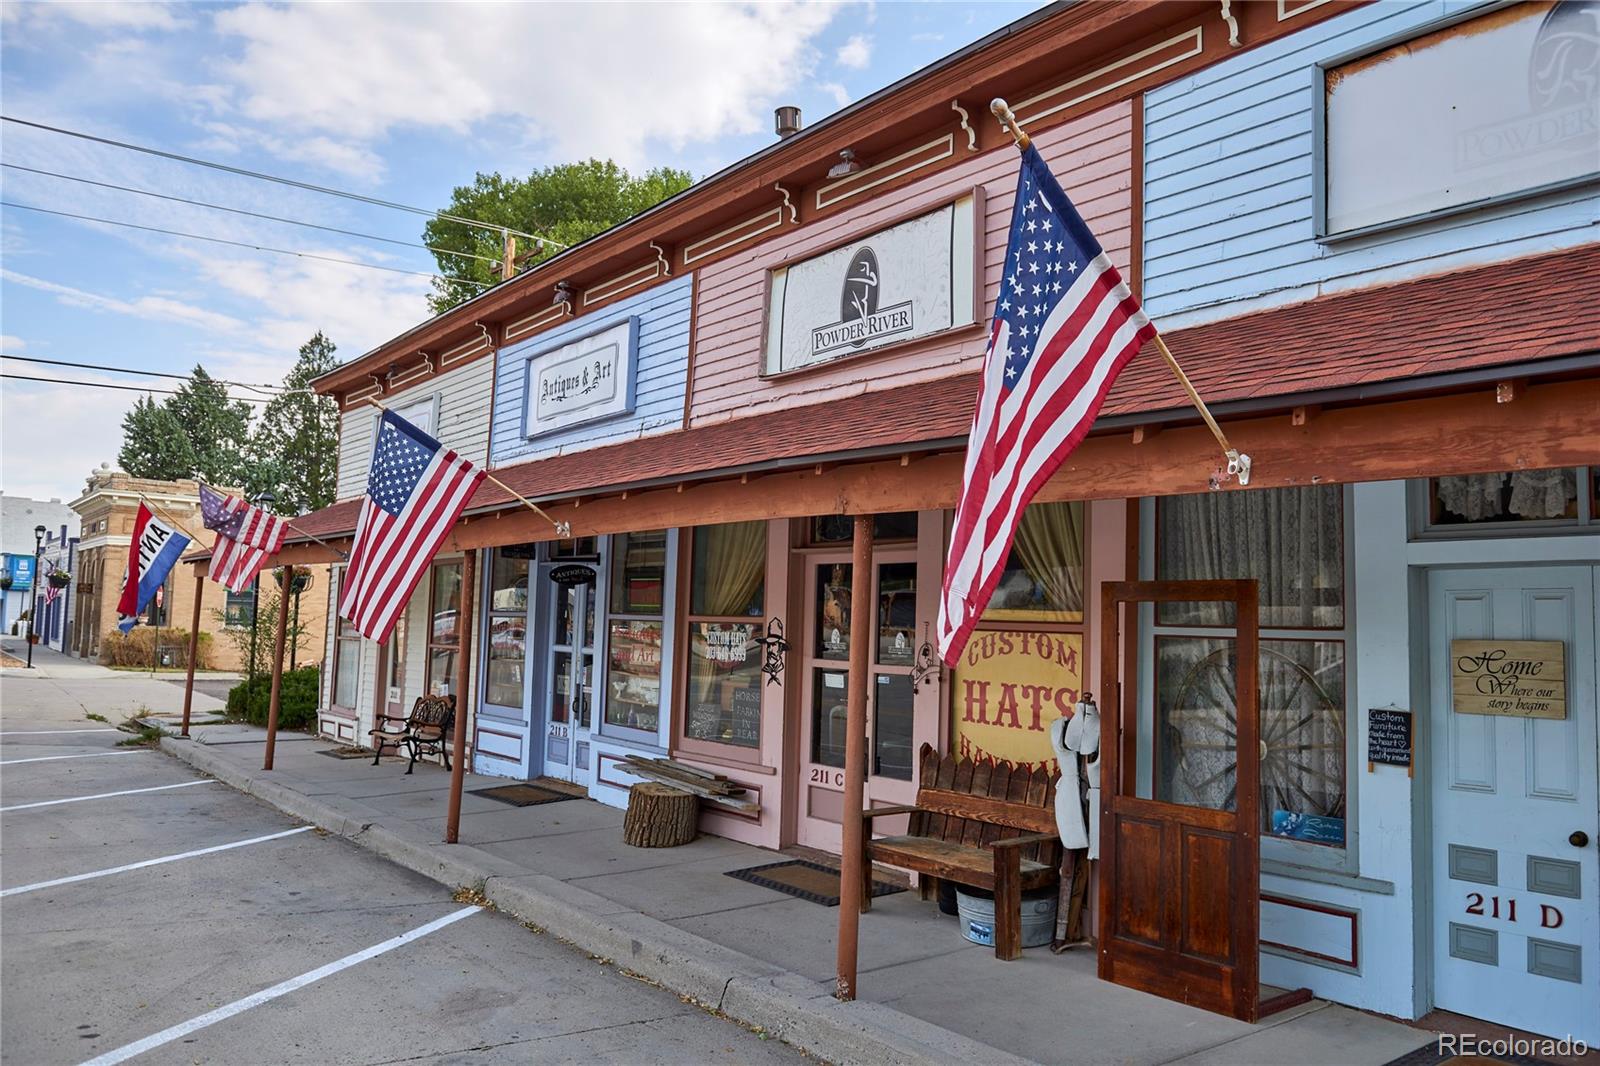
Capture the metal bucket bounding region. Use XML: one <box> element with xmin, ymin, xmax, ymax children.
<box><xmin>955</xmin><ymin>886</ymin><xmax>1056</xmax><ymax>949</ymax></box>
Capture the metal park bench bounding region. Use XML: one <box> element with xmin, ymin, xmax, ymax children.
<box><xmin>369</xmin><ymin>695</ymin><xmax>454</xmax><ymax>774</ymax></box>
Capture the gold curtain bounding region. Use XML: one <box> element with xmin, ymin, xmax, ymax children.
<box><xmin>696</xmin><ymin>521</ymin><xmax>766</xmax><ymax>617</ymax></box>
<box><xmin>1008</xmin><ymin>501</ymin><xmax>1084</xmax><ymax>618</ymax></box>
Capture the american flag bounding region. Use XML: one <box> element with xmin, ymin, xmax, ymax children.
<box><xmin>340</xmin><ymin>410</ymin><xmax>484</xmax><ymax>644</ymax></box>
<box><xmin>199</xmin><ymin>484</ymin><xmax>287</xmax><ymax>593</ymax></box>
<box><xmin>938</xmin><ymin>145</ymin><xmax>1156</xmax><ymax>665</ymax></box>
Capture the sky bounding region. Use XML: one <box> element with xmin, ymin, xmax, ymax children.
<box><xmin>0</xmin><ymin>0</ymin><xmax>1042</xmax><ymax>503</ymax></box>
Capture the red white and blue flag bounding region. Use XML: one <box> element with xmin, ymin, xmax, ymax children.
<box><xmin>199</xmin><ymin>484</ymin><xmax>287</xmax><ymax>593</ymax></box>
<box><xmin>938</xmin><ymin>145</ymin><xmax>1156</xmax><ymax>665</ymax></box>
<box><xmin>339</xmin><ymin>410</ymin><xmax>484</xmax><ymax>644</ymax></box>
<box><xmin>116</xmin><ymin>504</ymin><xmax>191</xmax><ymax>634</ymax></box>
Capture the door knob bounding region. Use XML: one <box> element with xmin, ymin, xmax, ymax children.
<box><xmin>1571</xmin><ymin>831</ymin><xmax>1591</xmax><ymax>849</ymax></box>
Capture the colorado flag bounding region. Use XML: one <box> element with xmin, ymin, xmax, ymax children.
<box><xmin>116</xmin><ymin>503</ymin><xmax>191</xmax><ymax>634</ymax></box>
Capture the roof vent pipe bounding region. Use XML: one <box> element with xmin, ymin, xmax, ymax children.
<box><xmin>775</xmin><ymin>106</ymin><xmax>802</xmax><ymax>140</ymax></box>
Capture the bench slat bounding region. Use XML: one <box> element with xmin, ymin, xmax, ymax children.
<box><xmin>912</xmin><ymin>788</ymin><xmax>1057</xmax><ymax>835</ymax></box>
<box><xmin>867</xmin><ymin>835</ymin><xmax>1057</xmax><ymax>891</ymax></box>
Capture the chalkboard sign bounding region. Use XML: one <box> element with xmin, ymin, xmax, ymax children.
<box><xmin>687</xmin><ymin>702</ymin><xmax>722</xmax><ymax>741</ymax></box>
<box><xmin>1367</xmin><ymin>708</ymin><xmax>1412</xmax><ymax>771</ymax></box>
<box><xmin>730</xmin><ymin>688</ymin><xmax>762</xmax><ymax>746</ymax></box>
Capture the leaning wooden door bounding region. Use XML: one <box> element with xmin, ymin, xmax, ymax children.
<box><xmin>1098</xmin><ymin>579</ymin><xmax>1261</xmax><ymax>1021</ymax></box>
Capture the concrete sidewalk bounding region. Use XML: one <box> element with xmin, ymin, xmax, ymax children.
<box><xmin>152</xmin><ymin>723</ymin><xmax>1437</xmax><ymax>1066</ymax></box>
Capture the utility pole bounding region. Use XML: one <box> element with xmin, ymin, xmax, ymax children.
<box><xmin>501</xmin><ymin>230</ymin><xmax>516</xmax><ymax>282</ymax></box>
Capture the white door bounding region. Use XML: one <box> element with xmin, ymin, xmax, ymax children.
<box><xmin>1430</xmin><ymin>565</ymin><xmax>1598</xmax><ymax>1044</ymax></box>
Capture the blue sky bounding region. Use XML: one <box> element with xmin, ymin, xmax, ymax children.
<box><xmin>0</xmin><ymin>0</ymin><xmax>1041</xmax><ymax>501</ymax></box>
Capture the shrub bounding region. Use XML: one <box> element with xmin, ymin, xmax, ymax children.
<box><xmin>99</xmin><ymin>627</ymin><xmax>213</xmax><ymax>669</ymax></box>
<box><xmin>227</xmin><ymin>666</ymin><xmax>321</xmax><ymax>730</ymax></box>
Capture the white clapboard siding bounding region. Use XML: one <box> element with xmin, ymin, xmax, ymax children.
<box><xmin>1141</xmin><ymin>0</ymin><xmax>1600</xmax><ymax>327</ymax></box>
<box><xmin>334</xmin><ymin>357</ymin><xmax>494</xmax><ymax>501</ymax></box>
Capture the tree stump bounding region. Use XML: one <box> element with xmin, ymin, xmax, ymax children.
<box><xmin>623</xmin><ymin>782</ymin><xmax>698</xmax><ymax>847</ymax></box>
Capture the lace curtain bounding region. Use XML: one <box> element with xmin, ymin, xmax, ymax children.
<box><xmin>1436</xmin><ymin>469</ymin><xmax>1577</xmax><ymax>521</ymax></box>
<box><xmin>692</xmin><ymin>521</ymin><xmax>766</xmax><ymax>617</ymax></box>
<box><xmin>1007</xmin><ymin>500</ymin><xmax>1084</xmax><ymax>616</ymax></box>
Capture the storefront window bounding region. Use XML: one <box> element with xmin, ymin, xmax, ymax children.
<box><xmin>810</xmin><ymin>512</ymin><xmax>918</xmax><ymax>544</ymax></box>
<box><xmin>485</xmin><ymin>551</ymin><xmax>530</xmax><ymax>708</ymax></box>
<box><xmin>683</xmin><ymin>522</ymin><xmax>766</xmax><ymax>749</ymax></box>
<box><xmin>983</xmin><ymin>501</ymin><xmax>1084</xmax><ymax>623</ymax></box>
<box><xmin>605</xmin><ymin>531</ymin><xmax>667</xmax><ymax>736</ymax></box>
<box><xmin>332</xmin><ymin>569</ymin><xmax>360</xmax><ymax>709</ymax></box>
<box><xmin>1153</xmin><ymin>486</ymin><xmax>1350</xmax><ymax>849</ymax></box>
<box><xmin>425</xmin><ymin>561</ymin><xmax>461</xmax><ymax>698</ymax></box>
<box><xmin>550</xmin><ymin>536</ymin><xmax>599</xmax><ymax>559</ymax></box>
<box><xmin>1424</xmin><ymin>468</ymin><xmax>1587</xmax><ymax>529</ymax></box>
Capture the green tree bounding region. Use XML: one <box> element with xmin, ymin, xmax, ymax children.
<box><xmin>251</xmin><ymin>332</ymin><xmax>341</xmax><ymax>514</ymax></box>
<box><xmin>119</xmin><ymin>395</ymin><xmax>199</xmax><ymax>480</ymax></box>
<box><xmin>422</xmin><ymin>160</ymin><xmax>694</xmax><ymax>314</ymax></box>
<box><xmin>166</xmin><ymin>366</ymin><xmax>254</xmax><ymax>486</ymax></box>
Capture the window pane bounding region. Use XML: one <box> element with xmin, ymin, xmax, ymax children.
<box><xmin>689</xmin><ymin>521</ymin><xmax>765</xmax><ymax>617</ymax></box>
<box><xmin>684</xmin><ymin>621</ymin><xmax>761</xmax><ymax>747</ymax></box>
<box><xmin>224</xmin><ymin>587</ymin><xmax>255</xmax><ymax>628</ymax></box>
<box><xmin>877</xmin><ymin>562</ymin><xmax>916</xmax><ymax>665</ymax></box>
<box><xmin>983</xmin><ymin>501</ymin><xmax>1084</xmax><ymax>622</ymax></box>
<box><xmin>430</xmin><ymin>563</ymin><xmax>461</xmax><ymax>645</ymax></box>
<box><xmin>1157</xmin><ymin>486</ymin><xmax>1343</xmax><ymax>628</ymax></box>
<box><xmin>428</xmin><ymin>649</ymin><xmax>457</xmax><ymax>697</ymax></box>
<box><xmin>873</xmin><ymin>673</ymin><xmax>914</xmax><ymax>780</ymax></box>
<box><xmin>485</xmin><ymin>616</ymin><xmax>526</xmax><ymax>707</ymax></box>
<box><xmin>550</xmin><ymin>537</ymin><xmax>598</xmax><ymax>558</ymax></box>
<box><xmin>810</xmin><ymin>512</ymin><xmax>918</xmax><ymax>543</ymax></box>
<box><xmin>1155</xmin><ymin>636</ymin><xmax>1346</xmax><ymax>843</ymax></box>
<box><xmin>812</xmin><ymin>668</ymin><xmax>848</xmax><ymax>767</ymax></box>
<box><xmin>815</xmin><ymin>563</ymin><xmax>852</xmax><ymax>661</ymax></box>
<box><xmin>607</xmin><ymin>620</ymin><xmax>661</xmax><ymax>732</ymax></box>
<box><xmin>1430</xmin><ymin>469</ymin><xmax>1578</xmax><ymax>526</ymax></box>
<box><xmin>334</xmin><ymin>638</ymin><xmax>360</xmax><ymax>707</ymax></box>
<box><xmin>489</xmin><ymin>553</ymin><xmax>530</xmax><ymax>613</ymax></box>
<box><xmin>610</xmin><ymin>531</ymin><xmax>666</xmax><ymax>616</ymax></box>
<box><xmin>552</xmin><ymin>651</ymin><xmax>573</xmax><ymax>724</ymax></box>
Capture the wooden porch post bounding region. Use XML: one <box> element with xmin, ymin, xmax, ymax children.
<box><xmin>262</xmin><ymin>568</ymin><xmax>291</xmax><ymax>771</ymax></box>
<box><xmin>445</xmin><ymin>549</ymin><xmax>477</xmax><ymax>844</ymax></box>
<box><xmin>836</xmin><ymin>514</ymin><xmax>874</xmax><ymax>1000</ymax></box>
<box><xmin>179</xmin><ymin>565</ymin><xmax>204</xmax><ymax>738</ymax></box>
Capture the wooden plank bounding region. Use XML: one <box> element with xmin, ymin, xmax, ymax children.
<box><xmin>981</xmin><ymin>762</ymin><xmax>1013</xmax><ymax>848</ymax></box>
<box><xmin>962</xmin><ymin>760</ymin><xmax>993</xmax><ymax>848</ymax></box>
<box><xmin>917</xmin><ymin>789</ymin><xmax>1058</xmax><ymax>834</ymax></box>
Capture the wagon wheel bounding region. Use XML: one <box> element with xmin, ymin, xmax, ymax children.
<box><xmin>1163</xmin><ymin>646</ymin><xmax>1344</xmax><ymax>824</ymax></box>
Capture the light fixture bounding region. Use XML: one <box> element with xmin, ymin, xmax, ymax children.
<box><xmin>827</xmin><ymin>149</ymin><xmax>862</xmax><ymax>179</ymax></box>
<box><xmin>552</xmin><ymin>281</ymin><xmax>575</xmax><ymax>308</ymax></box>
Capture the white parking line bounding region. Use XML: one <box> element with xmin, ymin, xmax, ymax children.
<box><xmin>0</xmin><ymin>751</ymin><xmax>147</xmax><ymax>766</ymax></box>
<box><xmin>0</xmin><ymin>728</ymin><xmax>120</xmax><ymax>736</ymax></box>
<box><xmin>1</xmin><ymin>826</ymin><xmax>313</xmax><ymax>898</ymax></box>
<box><xmin>80</xmin><ymin>905</ymin><xmax>481</xmax><ymax>1065</ymax></box>
<box><xmin>0</xmin><ymin>780</ymin><xmax>215</xmax><ymax>812</ymax></box>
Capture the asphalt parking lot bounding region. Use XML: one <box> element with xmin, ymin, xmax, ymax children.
<box><xmin>1</xmin><ymin>686</ymin><xmax>805</xmax><ymax>1065</ymax></box>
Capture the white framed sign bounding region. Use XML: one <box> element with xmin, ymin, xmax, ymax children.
<box><xmin>522</xmin><ymin>317</ymin><xmax>638</xmax><ymax>439</ymax></box>
<box><xmin>763</xmin><ymin>194</ymin><xmax>977</xmax><ymax>375</ymax></box>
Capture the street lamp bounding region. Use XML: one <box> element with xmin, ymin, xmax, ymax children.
<box><xmin>247</xmin><ymin>490</ymin><xmax>276</xmax><ymax>680</ymax></box>
<box><xmin>26</xmin><ymin>524</ymin><xmax>44</xmax><ymax>668</ymax></box>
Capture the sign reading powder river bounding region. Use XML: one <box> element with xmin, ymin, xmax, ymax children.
<box><xmin>950</xmin><ymin>629</ymin><xmax>1082</xmax><ymax>772</ymax></box>
<box><xmin>762</xmin><ymin>196</ymin><xmax>976</xmax><ymax>374</ymax></box>
<box><xmin>1450</xmin><ymin>639</ymin><xmax>1566</xmax><ymax>719</ymax></box>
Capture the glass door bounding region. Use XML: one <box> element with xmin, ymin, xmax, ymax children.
<box><xmin>543</xmin><ymin>567</ymin><xmax>597</xmax><ymax>782</ymax></box>
<box><xmin>797</xmin><ymin>551</ymin><xmax>919</xmax><ymax>851</ymax></box>
<box><xmin>383</xmin><ymin>609</ymin><xmax>409</xmax><ymax>719</ymax></box>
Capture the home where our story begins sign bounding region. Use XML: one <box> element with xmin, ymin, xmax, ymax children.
<box><xmin>1450</xmin><ymin>639</ymin><xmax>1567</xmax><ymax>719</ymax></box>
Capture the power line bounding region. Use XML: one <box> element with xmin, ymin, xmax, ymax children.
<box><xmin>0</xmin><ymin>115</ymin><xmax>566</xmax><ymax>248</ymax></box>
<box><xmin>1</xmin><ymin>354</ymin><xmax>291</xmax><ymax>396</ymax></box>
<box><xmin>2</xmin><ymin>373</ymin><xmax>272</xmax><ymax>402</ymax></box>
<box><xmin>0</xmin><ymin>200</ymin><xmax>488</xmax><ymax>285</ymax></box>
<box><xmin>1</xmin><ymin>162</ymin><xmax>505</xmax><ymax>268</ymax></box>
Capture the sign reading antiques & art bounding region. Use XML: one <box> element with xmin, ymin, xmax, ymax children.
<box><xmin>762</xmin><ymin>195</ymin><xmax>976</xmax><ymax>374</ymax></box>
<box><xmin>523</xmin><ymin>317</ymin><xmax>638</xmax><ymax>438</ymax></box>
<box><xmin>950</xmin><ymin>628</ymin><xmax>1082</xmax><ymax>771</ymax></box>
<box><xmin>1450</xmin><ymin>639</ymin><xmax>1567</xmax><ymax>719</ymax></box>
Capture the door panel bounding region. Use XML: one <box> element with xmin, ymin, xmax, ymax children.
<box><xmin>1429</xmin><ymin>565</ymin><xmax>1598</xmax><ymax>1044</ymax></box>
<box><xmin>1100</xmin><ymin>579</ymin><xmax>1262</xmax><ymax>1022</ymax></box>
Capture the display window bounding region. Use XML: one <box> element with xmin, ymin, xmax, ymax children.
<box><xmin>603</xmin><ymin>531</ymin><xmax>668</xmax><ymax>741</ymax></box>
<box><xmin>679</xmin><ymin>522</ymin><xmax>766</xmax><ymax>752</ymax></box>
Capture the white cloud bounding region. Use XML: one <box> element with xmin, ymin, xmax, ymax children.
<box><xmin>2</xmin><ymin>2</ymin><xmax>186</xmax><ymax>32</ymax></box>
<box><xmin>1</xmin><ymin>269</ymin><xmax>246</xmax><ymax>334</ymax></box>
<box><xmin>817</xmin><ymin>82</ymin><xmax>852</xmax><ymax>109</ymax></box>
<box><xmin>0</xmin><ymin>336</ymin><xmax>25</xmax><ymax>354</ymax></box>
<box><xmin>0</xmin><ymin>373</ymin><xmax>146</xmax><ymax>499</ymax></box>
<box><xmin>206</xmin><ymin>2</ymin><xmax>846</xmax><ymax>167</ymax></box>
<box><xmin>836</xmin><ymin>34</ymin><xmax>873</xmax><ymax>69</ymax></box>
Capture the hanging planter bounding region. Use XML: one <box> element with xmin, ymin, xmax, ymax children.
<box><xmin>47</xmin><ymin>570</ymin><xmax>71</xmax><ymax>589</ymax></box>
<box><xmin>0</xmin><ymin>574</ymin><xmax>12</xmax><ymax>591</ymax></box>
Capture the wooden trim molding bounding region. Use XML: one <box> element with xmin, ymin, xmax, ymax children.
<box><xmin>1279</xmin><ymin>0</ymin><xmax>1336</xmax><ymax>21</ymax></box>
<box><xmin>815</xmin><ymin>133</ymin><xmax>955</xmax><ymax>210</ymax></box>
<box><xmin>583</xmin><ymin>260</ymin><xmax>667</xmax><ymax>306</ymax></box>
<box><xmin>1012</xmin><ymin>24</ymin><xmax>1204</xmax><ymax>127</ymax></box>
<box><xmin>682</xmin><ymin>205</ymin><xmax>788</xmax><ymax>267</ymax></box>
<box><xmin>1261</xmin><ymin>891</ymin><xmax>1359</xmax><ymax>971</ymax></box>
<box><xmin>442</xmin><ymin>335</ymin><xmax>490</xmax><ymax>368</ymax></box>
<box><xmin>504</xmin><ymin>301</ymin><xmax>574</xmax><ymax>344</ymax></box>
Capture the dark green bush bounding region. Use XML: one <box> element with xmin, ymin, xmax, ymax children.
<box><xmin>227</xmin><ymin>666</ymin><xmax>320</xmax><ymax>730</ymax></box>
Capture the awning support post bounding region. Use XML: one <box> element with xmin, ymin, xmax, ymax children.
<box><xmin>263</xmin><ymin>567</ymin><xmax>291</xmax><ymax>771</ymax></box>
<box><xmin>836</xmin><ymin>514</ymin><xmax>875</xmax><ymax>1000</ymax></box>
<box><xmin>445</xmin><ymin>549</ymin><xmax>477</xmax><ymax>844</ymax></box>
<box><xmin>180</xmin><ymin>565</ymin><xmax>204</xmax><ymax>738</ymax></box>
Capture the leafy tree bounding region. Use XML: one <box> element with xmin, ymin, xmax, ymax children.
<box><xmin>119</xmin><ymin>395</ymin><xmax>199</xmax><ymax>480</ymax></box>
<box><xmin>165</xmin><ymin>366</ymin><xmax>254</xmax><ymax>486</ymax></box>
<box><xmin>423</xmin><ymin>160</ymin><xmax>694</xmax><ymax>314</ymax></box>
<box><xmin>250</xmin><ymin>332</ymin><xmax>341</xmax><ymax>514</ymax></box>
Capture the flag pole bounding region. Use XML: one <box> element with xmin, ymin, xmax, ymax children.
<box><xmin>276</xmin><ymin>516</ymin><xmax>349</xmax><ymax>561</ymax></box>
<box><xmin>137</xmin><ymin>495</ymin><xmax>207</xmax><ymax>545</ymax></box>
<box><xmin>989</xmin><ymin>98</ymin><xmax>1251</xmax><ymax>487</ymax></box>
<box><xmin>362</xmin><ymin>397</ymin><xmax>572</xmax><ymax>536</ymax></box>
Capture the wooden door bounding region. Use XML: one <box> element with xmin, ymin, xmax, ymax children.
<box><xmin>1098</xmin><ymin>579</ymin><xmax>1261</xmax><ymax>1021</ymax></box>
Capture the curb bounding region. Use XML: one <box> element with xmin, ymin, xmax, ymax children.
<box><xmin>159</xmin><ymin>737</ymin><xmax>1034</xmax><ymax>1066</ymax></box>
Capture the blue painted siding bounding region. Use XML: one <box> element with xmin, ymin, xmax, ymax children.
<box><xmin>490</xmin><ymin>274</ymin><xmax>692</xmax><ymax>466</ymax></box>
<box><xmin>1142</xmin><ymin>1</ymin><xmax>1600</xmax><ymax>325</ymax></box>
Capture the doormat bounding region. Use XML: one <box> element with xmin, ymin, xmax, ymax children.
<box><xmin>472</xmin><ymin>783</ymin><xmax>580</xmax><ymax>807</ymax></box>
<box><xmin>1380</xmin><ymin>1044</ymin><xmax>1568</xmax><ymax>1066</ymax></box>
<box><xmin>724</xmin><ymin>859</ymin><xmax>907</xmax><ymax>907</ymax></box>
<box><xmin>317</xmin><ymin>746</ymin><xmax>377</xmax><ymax>760</ymax></box>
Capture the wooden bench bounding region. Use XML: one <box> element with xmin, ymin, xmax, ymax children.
<box><xmin>369</xmin><ymin>695</ymin><xmax>454</xmax><ymax>774</ymax></box>
<box><xmin>860</xmin><ymin>743</ymin><xmax>1060</xmax><ymax>960</ymax></box>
